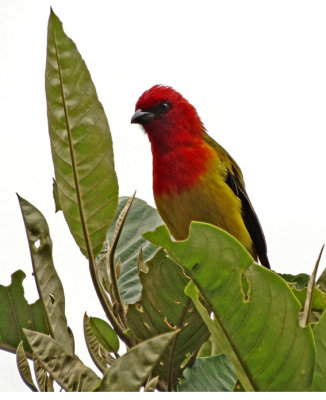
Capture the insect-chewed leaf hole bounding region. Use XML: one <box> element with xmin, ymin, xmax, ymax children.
<box><xmin>136</xmin><ymin>303</ymin><xmax>144</xmax><ymax>312</ymax></box>
<box><xmin>241</xmin><ymin>272</ymin><xmax>250</xmax><ymax>301</ymax></box>
<box><xmin>49</xmin><ymin>293</ymin><xmax>55</xmax><ymax>304</ymax></box>
<box><xmin>192</xmin><ymin>263</ymin><xmax>199</xmax><ymax>271</ymax></box>
<box><xmin>163</xmin><ymin>317</ymin><xmax>176</xmax><ymax>329</ymax></box>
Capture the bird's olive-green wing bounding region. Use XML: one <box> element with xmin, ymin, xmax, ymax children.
<box><xmin>203</xmin><ymin>133</ymin><xmax>270</xmax><ymax>269</ymax></box>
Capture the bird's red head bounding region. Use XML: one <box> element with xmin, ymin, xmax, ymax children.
<box><xmin>131</xmin><ymin>85</ymin><xmax>205</xmax><ymax>152</ymax></box>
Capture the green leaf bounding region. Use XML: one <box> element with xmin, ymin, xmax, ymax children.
<box><xmin>127</xmin><ymin>248</ymin><xmax>209</xmax><ymax>390</ymax></box>
<box><xmin>24</xmin><ymin>329</ymin><xmax>100</xmax><ymax>392</ymax></box>
<box><xmin>46</xmin><ymin>9</ymin><xmax>118</xmax><ymax>258</ymax></box>
<box><xmin>0</xmin><ymin>270</ymin><xmax>50</xmax><ymax>356</ymax></box>
<box><xmin>18</xmin><ymin>195</ymin><xmax>73</xmax><ymax>355</ymax></box>
<box><xmin>291</xmin><ymin>286</ymin><xmax>326</xmax><ymax>324</ymax></box>
<box><xmin>178</xmin><ymin>354</ymin><xmax>237</xmax><ymax>392</ymax></box>
<box><xmin>89</xmin><ymin>317</ymin><xmax>119</xmax><ymax>353</ymax></box>
<box><xmin>310</xmin><ymin>310</ymin><xmax>326</xmax><ymax>390</ymax></box>
<box><xmin>279</xmin><ymin>273</ymin><xmax>310</xmax><ymax>290</ymax></box>
<box><xmin>97</xmin><ymin>331</ymin><xmax>177</xmax><ymax>391</ymax></box>
<box><xmin>83</xmin><ymin>313</ymin><xmax>111</xmax><ymax>373</ymax></box>
<box><xmin>102</xmin><ymin>196</ymin><xmax>163</xmax><ymax>304</ymax></box>
<box><xmin>145</xmin><ymin>222</ymin><xmax>315</xmax><ymax>392</ymax></box>
<box><xmin>16</xmin><ymin>341</ymin><xmax>38</xmax><ymax>392</ymax></box>
<box><xmin>317</xmin><ymin>264</ymin><xmax>326</xmax><ymax>292</ymax></box>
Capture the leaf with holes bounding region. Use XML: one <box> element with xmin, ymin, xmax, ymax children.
<box><xmin>24</xmin><ymin>329</ymin><xmax>100</xmax><ymax>392</ymax></box>
<box><xmin>99</xmin><ymin>196</ymin><xmax>163</xmax><ymax>304</ymax></box>
<box><xmin>126</xmin><ymin>248</ymin><xmax>209</xmax><ymax>390</ymax></box>
<box><xmin>97</xmin><ymin>331</ymin><xmax>177</xmax><ymax>391</ymax></box>
<box><xmin>18</xmin><ymin>195</ymin><xmax>73</xmax><ymax>355</ymax></box>
<box><xmin>0</xmin><ymin>270</ymin><xmax>50</xmax><ymax>357</ymax></box>
<box><xmin>145</xmin><ymin>223</ymin><xmax>315</xmax><ymax>392</ymax></box>
<box><xmin>178</xmin><ymin>354</ymin><xmax>237</xmax><ymax>392</ymax></box>
<box><xmin>46</xmin><ymin>9</ymin><xmax>118</xmax><ymax>258</ymax></box>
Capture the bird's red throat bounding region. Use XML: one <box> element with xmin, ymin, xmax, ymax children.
<box><xmin>149</xmin><ymin>132</ymin><xmax>214</xmax><ymax>197</ymax></box>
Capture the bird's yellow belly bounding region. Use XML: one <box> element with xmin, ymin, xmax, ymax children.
<box><xmin>154</xmin><ymin>170</ymin><xmax>255</xmax><ymax>257</ymax></box>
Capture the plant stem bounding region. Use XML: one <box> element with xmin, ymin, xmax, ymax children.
<box><xmin>88</xmin><ymin>258</ymin><xmax>134</xmax><ymax>348</ymax></box>
<box><xmin>106</xmin><ymin>193</ymin><xmax>136</xmax><ymax>328</ymax></box>
<box><xmin>167</xmin><ymin>298</ymin><xmax>192</xmax><ymax>392</ymax></box>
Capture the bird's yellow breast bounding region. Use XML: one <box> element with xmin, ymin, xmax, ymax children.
<box><xmin>154</xmin><ymin>157</ymin><xmax>255</xmax><ymax>257</ymax></box>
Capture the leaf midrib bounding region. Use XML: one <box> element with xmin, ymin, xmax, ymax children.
<box><xmin>52</xmin><ymin>24</ymin><xmax>93</xmax><ymax>260</ymax></box>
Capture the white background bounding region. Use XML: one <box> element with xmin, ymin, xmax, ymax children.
<box><xmin>1</xmin><ymin>0</ymin><xmax>326</xmax><ymax>391</ymax></box>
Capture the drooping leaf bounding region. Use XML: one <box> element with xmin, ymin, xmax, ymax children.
<box><xmin>46</xmin><ymin>9</ymin><xmax>118</xmax><ymax>258</ymax></box>
<box><xmin>310</xmin><ymin>310</ymin><xmax>326</xmax><ymax>390</ymax></box>
<box><xmin>178</xmin><ymin>354</ymin><xmax>237</xmax><ymax>392</ymax></box>
<box><xmin>101</xmin><ymin>196</ymin><xmax>163</xmax><ymax>304</ymax></box>
<box><xmin>24</xmin><ymin>329</ymin><xmax>100</xmax><ymax>392</ymax></box>
<box><xmin>16</xmin><ymin>341</ymin><xmax>38</xmax><ymax>392</ymax></box>
<box><xmin>18</xmin><ymin>195</ymin><xmax>72</xmax><ymax>355</ymax></box>
<box><xmin>97</xmin><ymin>331</ymin><xmax>177</xmax><ymax>392</ymax></box>
<box><xmin>127</xmin><ymin>248</ymin><xmax>209</xmax><ymax>390</ymax></box>
<box><xmin>145</xmin><ymin>223</ymin><xmax>315</xmax><ymax>392</ymax></box>
<box><xmin>0</xmin><ymin>270</ymin><xmax>50</xmax><ymax>356</ymax></box>
<box><xmin>83</xmin><ymin>313</ymin><xmax>111</xmax><ymax>374</ymax></box>
<box><xmin>89</xmin><ymin>317</ymin><xmax>119</xmax><ymax>353</ymax></box>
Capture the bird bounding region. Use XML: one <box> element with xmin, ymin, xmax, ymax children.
<box><xmin>131</xmin><ymin>85</ymin><xmax>270</xmax><ymax>269</ymax></box>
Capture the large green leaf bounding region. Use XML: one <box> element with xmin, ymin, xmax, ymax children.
<box><xmin>178</xmin><ymin>354</ymin><xmax>237</xmax><ymax>392</ymax></box>
<box><xmin>310</xmin><ymin>310</ymin><xmax>326</xmax><ymax>390</ymax></box>
<box><xmin>18</xmin><ymin>195</ymin><xmax>72</xmax><ymax>355</ymax></box>
<box><xmin>127</xmin><ymin>248</ymin><xmax>209</xmax><ymax>390</ymax></box>
<box><xmin>103</xmin><ymin>196</ymin><xmax>163</xmax><ymax>304</ymax></box>
<box><xmin>24</xmin><ymin>329</ymin><xmax>100</xmax><ymax>392</ymax></box>
<box><xmin>46</xmin><ymin>9</ymin><xmax>118</xmax><ymax>258</ymax></box>
<box><xmin>97</xmin><ymin>331</ymin><xmax>177</xmax><ymax>391</ymax></box>
<box><xmin>0</xmin><ymin>270</ymin><xmax>49</xmax><ymax>357</ymax></box>
<box><xmin>145</xmin><ymin>223</ymin><xmax>315</xmax><ymax>392</ymax></box>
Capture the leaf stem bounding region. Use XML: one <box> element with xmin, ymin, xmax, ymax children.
<box><xmin>300</xmin><ymin>244</ymin><xmax>325</xmax><ymax>327</ymax></box>
<box><xmin>106</xmin><ymin>193</ymin><xmax>136</xmax><ymax>328</ymax></box>
<box><xmin>88</xmin><ymin>258</ymin><xmax>134</xmax><ymax>348</ymax></box>
<box><xmin>167</xmin><ymin>298</ymin><xmax>192</xmax><ymax>391</ymax></box>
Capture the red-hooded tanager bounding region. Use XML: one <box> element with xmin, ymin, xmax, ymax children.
<box><xmin>131</xmin><ymin>85</ymin><xmax>270</xmax><ymax>269</ymax></box>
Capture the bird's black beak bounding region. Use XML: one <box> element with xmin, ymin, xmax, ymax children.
<box><xmin>131</xmin><ymin>109</ymin><xmax>155</xmax><ymax>124</ymax></box>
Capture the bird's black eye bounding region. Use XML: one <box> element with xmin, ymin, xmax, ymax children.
<box><xmin>147</xmin><ymin>101</ymin><xmax>170</xmax><ymax>117</ymax></box>
<box><xmin>160</xmin><ymin>102</ymin><xmax>170</xmax><ymax>113</ymax></box>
